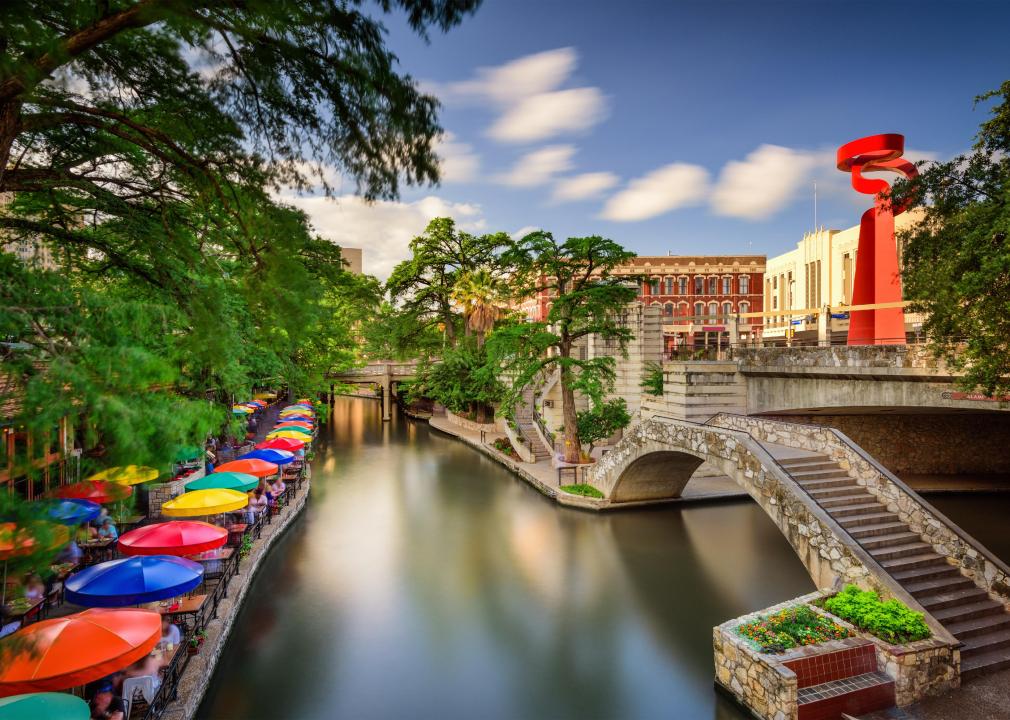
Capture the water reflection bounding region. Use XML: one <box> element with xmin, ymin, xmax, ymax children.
<box><xmin>197</xmin><ymin>399</ymin><xmax>816</xmax><ymax>720</ymax></box>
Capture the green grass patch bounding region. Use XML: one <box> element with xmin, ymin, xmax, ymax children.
<box><xmin>560</xmin><ymin>484</ymin><xmax>604</xmax><ymax>499</ymax></box>
<box><xmin>737</xmin><ymin>605</ymin><xmax>851</xmax><ymax>653</ymax></box>
<box><xmin>818</xmin><ymin>585</ymin><xmax>931</xmax><ymax>644</ymax></box>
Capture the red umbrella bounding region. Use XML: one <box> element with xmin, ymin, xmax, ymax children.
<box><xmin>255</xmin><ymin>438</ymin><xmax>305</xmax><ymax>452</ymax></box>
<box><xmin>213</xmin><ymin>459</ymin><xmax>278</xmax><ymax>478</ymax></box>
<box><xmin>118</xmin><ymin>521</ymin><xmax>227</xmax><ymax>556</ymax></box>
<box><xmin>0</xmin><ymin>609</ymin><xmax>161</xmax><ymax>697</ymax></box>
<box><xmin>52</xmin><ymin>481</ymin><xmax>132</xmax><ymax>505</ymax></box>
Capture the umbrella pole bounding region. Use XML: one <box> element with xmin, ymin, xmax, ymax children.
<box><xmin>2</xmin><ymin>560</ymin><xmax>7</xmax><ymax>608</ymax></box>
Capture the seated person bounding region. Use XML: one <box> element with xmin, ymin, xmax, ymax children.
<box><xmin>269</xmin><ymin>477</ymin><xmax>286</xmax><ymax>499</ymax></box>
<box><xmin>55</xmin><ymin>539</ymin><xmax>83</xmax><ymax>565</ymax></box>
<box><xmin>248</xmin><ymin>488</ymin><xmax>269</xmax><ymax>516</ymax></box>
<box><xmin>158</xmin><ymin>616</ymin><xmax>181</xmax><ymax>650</ymax></box>
<box><xmin>97</xmin><ymin>518</ymin><xmax>118</xmax><ymax>541</ymax></box>
<box><xmin>76</xmin><ymin>524</ymin><xmax>98</xmax><ymax>542</ymax></box>
<box><xmin>89</xmin><ymin>682</ymin><xmax>125</xmax><ymax>720</ymax></box>
<box><xmin>23</xmin><ymin>573</ymin><xmax>45</xmax><ymax>602</ymax></box>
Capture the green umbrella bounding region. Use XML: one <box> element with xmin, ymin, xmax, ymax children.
<box><xmin>0</xmin><ymin>693</ymin><xmax>89</xmax><ymax>720</ymax></box>
<box><xmin>185</xmin><ymin>472</ymin><xmax>259</xmax><ymax>493</ymax></box>
<box><xmin>273</xmin><ymin>425</ymin><xmax>311</xmax><ymax>435</ymax></box>
<box><xmin>173</xmin><ymin>445</ymin><xmax>202</xmax><ymax>463</ymax></box>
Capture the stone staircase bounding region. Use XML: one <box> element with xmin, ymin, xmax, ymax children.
<box><xmin>778</xmin><ymin>454</ymin><xmax>1010</xmax><ymax>679</ymax></box>
<box><xmin>515</xmin><ymin>385</ymin><xmax>552</xmax><ymax>463</ymax></box>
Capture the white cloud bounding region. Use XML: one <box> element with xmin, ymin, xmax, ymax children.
<box><xmin>444</xmin><ymin>48</ymin><xmax>577</xmax><ymax>105</ymax></box>
<box><xmin>551</xmin><ymin>172</ymin><xmax>619</xmax><ymax>203</ymax></box>
<box><xmin>434</xmin><ymin>132</ymin><xmax>479</xmax><ymax>183</ymax></box>
<box><xmin>495</xmin><ymin>145</ymin><xmax>576</xmax><ymax>187</ymax></box>
<box><xmin>436</xmin><ymin>48</ymin><xmax>608</xmax><ymax>144</ymax></box>
<box><xmin>600</xmin><ymin>164</ymin><xmax>710</xmax><ymax>222</ymax></box>
<box><xmin>511</xmin><ymin>225</ymin><xmax>541</xmax><ymax>240</ymax></box>
<box><xmin>488</xmin><ymin>88</ymin><xmax>608</xmax><ymax>143</ymax></box>
<box><xmin>280</xmin><ymin>193</ymin><xmax>486</xmax><ymax>280</ymax></box>
<box><xmin>711</xmin><ymin>144</ymin><xmax>819</xmax><ymax>220</ymax></box>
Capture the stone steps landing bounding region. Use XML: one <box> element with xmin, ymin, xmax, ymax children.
<box><xmin>784</xmin><ymin>640</ymin><xmax>895</xmax><ymax>720</ymax></box>
<box><xmin>778</xmin><ymin>455</ymin><xmax>1010</xmax><ymax>680</ymax></box>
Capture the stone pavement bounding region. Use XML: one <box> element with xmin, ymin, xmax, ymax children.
<box><xmin>856</xmin><ymin>667</ymin><xmax>1010</xmax><ymax>719</ymax></box>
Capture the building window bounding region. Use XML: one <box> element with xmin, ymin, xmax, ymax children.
<box><xmin>679</xmin><ymin>277</ymin><xmax>688</xmax><ymax>295</ymax></box>
<box><xmin>708</xmin><ymin>302</ymin><xmax>718</xmax><ymax>317</ymax></box>
<box><xmin>650</xmin><ymin>279</ymin><xmax>660</xmax><ymax>295</ymax></box>
<box><xmin>694</xmin><ymin>276</ymin><xmax>704</xmax><ymax>295</ymax></box>
<box><xmin>739</xmin><ymin>301</ymin><xmax>750</xmax><ymax>314</ymax></box>
<box><xmin>664</xmin><ymin>302</ymin><xmax>674</xmax><ymax>317</ymax></box>
<box><xmin>739</xmin><ymin>275</ymin><xmax>749</xmax><ymax>294</ymax></box>
<box><xmin>722</xmin><ymin>301</ymin><xmax>733</xmax><ymax>317</ymax></box>
<box><xmin>722</xmin><ymin>277</ymin><xmax>732</xmax><ymax>295</ymax></box>
<box><xmin>708</xmin><ymin>277</ymin><xmax>718</xmax><ymax>294</ymax></box>
<box><xmin>694</xmin><ymin>302</ymin><xmax>704</xmax><ymax>317</ymax></box>
<box><xmin>665</xmin><ymin>277</ymin><xmax>673</xmax><ymax>295</ymax></box>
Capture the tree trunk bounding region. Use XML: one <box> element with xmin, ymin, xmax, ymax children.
<box><xmin>559</xmin><ymin>352</ymin><xmax>580</xmax><ymax>464</ymax></box>
<box><xmin>0</xmin><ymin>99</ymin><xmax>22</xmax><ymax>189</ymax></box>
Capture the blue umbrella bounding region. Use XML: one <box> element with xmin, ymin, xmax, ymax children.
<box><xmin>276</xmin><ymin>415</ymin><xmax>313</xmax><ymax>422</ymax></box>
<box><xmin>238</xmin><ymin>449</ymin><xmax>295</xmax><ymax>466</ymax></box>
<box><xmin>64</xmin><ymin>555</ymin><xmax>203</xmax><ymax>607</ymax></box>
<box><xmin>47</xmin><ymin>499</ymin><xmax>101</xmax><ymax>526</ymax></box>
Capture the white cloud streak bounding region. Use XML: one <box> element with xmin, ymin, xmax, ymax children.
<box><xmin>495</xmin><ymin>145</ymin><xmax>576</xmax><ymax>187</ymax></box>
<box><xmin>601</xmin><ymin>164</ymin><xmax>710</xmax><ymax>221</ymax></box>
<box><xmin>551</xmin><ymin>172</ymin><xmax>619</xmax><ymax>203</ymax></box>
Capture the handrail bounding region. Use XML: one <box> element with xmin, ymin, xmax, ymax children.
<box><xmin>708</xmin><ymin>412</ymin><xmax>1010</xmax><ymax>592</ymax></box>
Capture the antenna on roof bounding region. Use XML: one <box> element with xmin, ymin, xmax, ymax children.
<box><xmin>814</xmin><ymin>181</ymin><xmax>818</xmax><ymax>232</ymax></box>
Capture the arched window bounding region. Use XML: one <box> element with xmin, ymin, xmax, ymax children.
<box><xmin>679</xmin><ymin>277</ymin><xmax>688</xmax><ymax>295</ymax></box>
<box><xmin>739</xmin><ymin>301</ymin><xmax>750</xmax><ymax>314</ymax></box>
<box><xmin>694</xmin><ymin>276</ymin><xmax>704</xmax><ymax>295</ymax></box>
<box><xmin>708</xmin><ymin>302</ymin><xmax>718</xmax><ymax>317</ymax></box>
<box><xmin>722</xmin><ymin>301</ymin><xmax>733</xmax><ymax>317</ymax></box>
<box><xmin>665</xmin><ymin>277</ymin><xmax>673</xmax><ymax>295</ymax></box>
<box><xmin>708</xmin><ymin>277</ymin><xmax>718</xmax><ymax>294</ymax></box>
<box><xmin>650</xmin><ymin>279</ymin><xmax>660</xmax><ymax>295</ymax></box>
<box><xmin>664</xmin><ymin>302</ymin><xmax>674</xmax><ymax>317</ymax></box>
<box><xmin>694</xmin><ymin>302</ymin><xmax>705</xmax><ymax>317</ymax></box>
<box><xmin>739</xmin><ymin>275</ymin><xmax>750</xmax><ymax>294</ymax></box>
<box><xmin>722</xmin><ymin>277</ymin><xmax>732</xmax><ymax>295</ymax></box>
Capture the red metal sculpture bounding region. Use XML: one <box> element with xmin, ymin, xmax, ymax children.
<box><xmin>836</xmin><ymin>134</ymin><xmax>918</xmax><ymax>345</ymax></box>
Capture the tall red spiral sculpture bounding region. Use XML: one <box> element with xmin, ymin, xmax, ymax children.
<box><xmin>836</xmin><ymin>134</ymin><xmax>918</xmax><ymax>345</ymax></box>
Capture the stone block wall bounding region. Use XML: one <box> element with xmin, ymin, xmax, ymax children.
<box><xmin>639</xmin><ymin>361</ymin><xmax>746</xmax><ymax>422</ymax></box>
<box><xmin>149</xmin><ymin>477</ymin><xmax>190</xmax><ymax>517</ymax></box>
<box><xmin>444</xmin><ymin>409</ymin><xmax>497</xmax><ymax>433</ymax></box>
<box><xmin>764</xmin><ymin>413</ymin><xmax>1010</xmax><ymax>475</ymax></box>
<box><xmin>730</xmin><ymin>344</ymin><xmax>946</xmax><ymax>372</ymax></box>
<box><xmin>710</xmin><ymin>414</ymin><xmax>1010</xmax><ymax>611</ymax></box>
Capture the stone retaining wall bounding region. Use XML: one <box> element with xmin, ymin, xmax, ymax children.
<box><xmin>162</xmin><ymin>472</ymin><xmax>312</xmax><ymax>720</ymax></box>
<box><xmin>730</xmin><ymin>344</ymin><xmax>945</xmax><ymax>372</ymax></box>
<box><xmin>711</xmin><ymin>414</ymin><xmax>1010</xmax><ymax>608</ymax></box>
<box><xmin>444</xmin><ymin>409</ymin><xmax>497</xmax><ymax>434</ymax></box>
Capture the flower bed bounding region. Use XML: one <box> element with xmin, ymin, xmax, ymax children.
<box><xmin>817</xmin><ymin>585</ymin><xmax>931</xmax><ymax>644</ymax></box>
<box><xmin>559</xmin><ymin>483</ymin><xmax>604</xmax><ymax>499</ymax></box>
<box><xmin>491</xmin><ymin>437</ymin><xmax>521</xmax><ymax>460</ymax></box>
<box><xmin>737</xmin><ymin>604</ymin><xmax>851</xmax><ymax>653</ymax></box>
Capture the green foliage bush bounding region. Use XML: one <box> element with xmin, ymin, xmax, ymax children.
<box><xmin>559</xmin><ymin>484</ymin><xmax>604</xmax><ymax>499</ymax></box>
<box><xmin>737</xmin><ymin>605</ymin><xmax>850</xmax><ymax>653</ymax></box>
<box><xmin>821</xmin><ymin>585</ymin><xmax>931</xmax><ymax>644</ymax></box>
<box><xmin>640</xmin><ymin>362</ymin><xmax>664</xmax><ymax>396</ymax></box>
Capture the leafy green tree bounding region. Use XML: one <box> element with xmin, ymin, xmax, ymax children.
<box><xmin>386</xmin><ymin>217</ymin><xmax>513</xmax><ymax>350</ymax></box>
<box><xmin>576</xmin><ymin>397</ymin><xmax>630</xmax><ymax>456</ymax></box>
<box><xmin>892</xmin><ymin>81</ymin><xmax>1010</xmax><ymax>397</ymax></box>
<box><xmin>451</xmin><ymin>268</ymin><xmax>506</xmax><ymax>346</ymax></box>
<box><xmin>488</xmin><ymin>232</ymin><xmax>638</xmax><ymax>463</ymax></box>
<box><xmin>407</xmin><ymin>339</ymin><xmax>501</xmax><ymax>422</ymax></box>
<box><xmin>640</xmin><ymin>361</ymin><xmax>664</xmax><ymax>396</ymax></box>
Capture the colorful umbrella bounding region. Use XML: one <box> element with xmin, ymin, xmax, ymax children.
<box><xmin>118</xmin><ymin>521</ymin><xmax>227</xmax><ymax>557</ymax></box>
<box><xmin>185</xmin><ymin>471</ymin><xmax>258</xmax><ymax>493</ymax></box>
<box><xmin>0</xmin><ymin>609</ymin><xmax>161</xmax><ymax>696</ymax></box>
<box><xmin>274</xmin><ymin>421</ymin><xmax>313</xmax><ymax>428</ymax></box>
<box><xmin>85</xmin><ymin>466</ymin><xmax>159</xmax><ymax>486</ymax></box>
<box><xmin>0</xmin><ymin>692</ymin><xmax>90</xmax><ymax>719</ymax></box>
<box><xmin>276</xmin><ymin>415</ymin><xmax>313</xmax><ymax>422</ymax></box>
<box><xmin>161</xmin><ymin>489</ymin><xmax>248</xmax><ymax>518</ymax></box>
<box><xmin>256</xmin><ymin>438</ymin><xmax>305</xmax><ymax>452</ymax></box>
<box><xmin>213</xmin><ymin>459</ymin><xmax>279</xmax><ymax>478</ymax></box>
<box><xmin>0</xmin><ymin>523</ymin><xmax>69</xmax><ymax>561</ymax></box>
<box><xmin>266</xmin><ymin>431</ymin><xmax>312</xmax><ymax>443</ymax></box>
<box><xmin>238</xmin><ymin>449</ymin><xmax>294</xmax><ymax>466</ymax></box>
<box><xmin>232</xmin><ymin>405</ymin><xmax>254</xmax><ymax>414</ymax></box>
<box><xmin>247</xmin><ymin>400</ymin><xmax>267</xmax><ymax>408</ymax></box>
<box><xmin>271</xmin><ymin>425</ymin><xmax>311</xmax><ymax>435</ymax></box>
<box><xmin>64</xmin><ymin>556</ymin><xmax>203</xmax><ymax>607</ymax></box>
<box><xmin>280</xmin><ymin>406</ymin><xmax>313</xmax><ymax>415</ymax></box>
<box><xmin>47</xmin><ymin>499</ymin><xmax>101</xmax><ymax>526</ymax></box>
<box><xmin>52</xmin><ymin>481</ymin><xmax>132</xmax><ymax>505</ymax></box>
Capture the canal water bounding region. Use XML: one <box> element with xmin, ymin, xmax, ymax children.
<box><xmin>195</xmin><ymin>398</ymin><xmax>1009</xmax><ymax>720</ymax></box>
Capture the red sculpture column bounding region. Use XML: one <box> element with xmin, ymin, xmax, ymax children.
<box><xmin>836</xmin><ymin>134</ymin><xmax>918</xmax><ymax>345</ymax></box>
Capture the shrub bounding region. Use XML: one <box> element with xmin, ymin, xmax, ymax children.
<box><xmin>559</xmin><ymin>484</ymin><xmax>604</xmax><ymax>499</ymax></box>
<box><xmin>640</xmin><ymin>361</ymin><xmax>664</xmax><ymax>396</ymax></box>
<box><xmin>491</xmin><ymin>437</ymin><xmax>520</xmax><ymax>459</ymax></box>
<box><xmin>737</xmin><ymin>605</ymin><xmax>850</xmax><ymax>653</ymax></box>
<box><xmin>821</xmin><ymin>585</ymin><xmax>931</xmax><ymax>644</ymax></box>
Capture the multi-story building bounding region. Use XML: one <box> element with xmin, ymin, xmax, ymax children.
<box><xmin>1</xmin><ymin>192</ymin><xmax>59</xmax><ymax>270</ymax></box>
<box><xmin>338</xmin><ymin>246</ymin><xmax>363</xmax><ymax>274</ymax></box>
<box><xmin>762</xmin><ymin>211</ymin><xmax>924</xmax><ymax>342</ymax></box>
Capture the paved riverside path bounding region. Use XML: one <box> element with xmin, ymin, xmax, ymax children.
<box><xmin>426</xmin><ymin>413</ymin><xmax>747</xmax><ymax>503</ymax></box>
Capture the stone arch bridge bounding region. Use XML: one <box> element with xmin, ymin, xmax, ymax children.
<box><xmin>588</xmin><ymin>413</ymin><xmax>1010</xmax><ymax>678</ymax></box>
<box><xmin>328</xmin><ymin>362</ymin><xmax>419</xmax><ymax>421</ymax></box>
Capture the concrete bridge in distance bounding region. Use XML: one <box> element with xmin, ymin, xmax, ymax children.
<box><xmin>328</xmin><ymin>362</ymin><xmax>419</xmax><ymax>420</ymax></box>
<box><xmin>587</xmin><ymin>411</ymin><xmax>1010</xmax><ymax>679</ymax></box>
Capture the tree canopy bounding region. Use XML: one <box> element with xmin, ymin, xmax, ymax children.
<box><xmin>893</xmin><ymin>81</ymin><xmax>1010</xmax><ymax>397</ymax></box>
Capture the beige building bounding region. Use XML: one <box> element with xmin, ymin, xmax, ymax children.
<box><xmin>338</xmin><ymin>246</ymin><xmax>363</xmax><ymax>274</ymax></box>
<box><xmin>1</xmin><ymin>192</ymin><xmax>59</xmax><ymax>270</ymax></box>
<box><xmin>762</xmin><ymin>211</ymin><xmax>924</xmax><ymax>341</ymax></box>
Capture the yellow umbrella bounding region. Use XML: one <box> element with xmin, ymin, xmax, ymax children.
<box><xmin>232</xmin><ymin>405</ymin><xmax>254</xmax><ymax>414</ymax></box>
<box><xmin>254</xmin><ymin>392</ymin><xmax>277</xmax><ymax>400</ymax></box>
<box><xmin>267</xmin><ymin>431</ymin><xmax>313</xmax><ymax>443</ymax></box>
<box><xmin>161</xmin><ymin>489</ymin><xmax>248</xmax><ymax>517</ymax></box>
<box><xmin>85</xmin><ymin>466</ymin><xmax>160</xmax><ymax>486</ymax></box>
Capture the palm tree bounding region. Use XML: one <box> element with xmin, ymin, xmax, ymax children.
<box><xmin>452</xmin><ymin>269</ymin><xmax>502</xmax><ymax>346</ymax></box>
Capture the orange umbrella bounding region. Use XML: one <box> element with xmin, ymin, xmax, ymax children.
<box><xmin>0</xmin><ymin>609</ymin><xmax>161</xmax><ymax>697</ymax></box>
<box><xmin>274</xmin><ymin>421</ymin><xmax>312</xmax><ymax>429</ymax></box>
<box><xmin>0</xmin><ymin>523</ymin><xmax>69</xmax><ymax>562</ymax></box>
<box><xmin>213</xmin><ymin>459</ymin><xmax>279</xmax><ymax>478</ymax></box>
<box><xmin>53</xmin><ymin>481</ymin><xmax>132</xmax><ymax>505</ymax></box>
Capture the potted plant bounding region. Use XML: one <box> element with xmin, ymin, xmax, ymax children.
<box><xmin>187</xmin><ymin>637</ymin><xmax>200</xmax><ymax>656</ymax></box>
<box><xmin>195</xmin><ymin>629</ymin><xmax>208</xmax><ymax>647</ymax></box>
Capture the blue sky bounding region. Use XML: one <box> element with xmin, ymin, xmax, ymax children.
<box><xmin>285</xmin><ymin>0</ymin><xmax>1010</xmax><ymax>277</ymax></box>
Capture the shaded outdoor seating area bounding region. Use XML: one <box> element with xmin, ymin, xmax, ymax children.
<box><xmin>0</xmin><ymin>397</ymin><xmax>316</xmax><ymax>720</ymax></box>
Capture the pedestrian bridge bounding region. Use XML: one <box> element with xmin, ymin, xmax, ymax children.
<box><xmin>587</xmin><ymin>413</ymin><xmax>1010</xmax><ymax>678</ymax></box>
<box><xmin>327</xmin><ymin>362</ymin><xmax>419</xmax><ymax>420</ymax></box>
